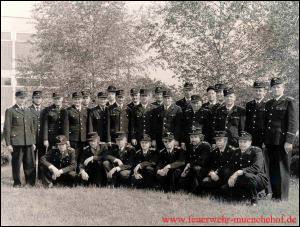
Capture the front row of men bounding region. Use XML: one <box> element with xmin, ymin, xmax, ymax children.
<box><xmin>41</xmin><ymin>130</ymin><xmax>268</xmax><ymax>206</ymax></box>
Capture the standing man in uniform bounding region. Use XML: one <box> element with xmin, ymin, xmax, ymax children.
<box><xmin>131</xmin><ymin>88</ymin><xmax>155</xmax><ymax>147</ymax></box>
<box><xmin>182</xmin><ymin>95</ymin><xmax>213</xmax><ymax>146</ymax></box>
<box><xmin>176</xmin><ymin>82</ymin><xmax>193</xmax><ymax>113</ymax></box>
<box><xmin>151</xmin><ymin>86</ymin><xmax>164</xmax><ymax>108</ymax></box>
<box><xmin>64</xmin><ymin>92</ymin><xmax>88</xmax><ymax>171</ymax></box>
<box><xmin>106</xmin><ymin>85</ymin><xmax>117</xmax><ymax>107</ymax></box>
<box><xmin>29</xmin><ymin>90</ymin><xmax>45</xmax><ymax>179</ymax></box>
<box><xmin>245</xmin><ymin>81</ymin><xmax>267</xmax><ymax>148</ymax></box>
<box><xmin>107</xmin><ymin>90</ymin><xmax>130</xmax><ymax>143</ymax></box>
<box><xmin>264</xmin><ymin>78</ymin><xmax>297</xmax><ymax>200</ymax></box>
<box><xmin>43</xmin><ymin>92</ymin><xmax>66</xmax><ymax>150</ymax></box>
<box><xmin>127</xmin><ymin>88</ymin><xmax>140</xmax><ymax>143</ymax></box>
<box><xmin>211</xmin><ymin>83</ymin><xmax>226</xmax><ymax>142</ymax></box>
<box><xmin>152</xmin><ymin>90</ymin><xmax>183</xmax><ymax>150</ymax></box>
<box><xmin>4</xmin><ymin>91</ymin><xmax>36</xmax><ymax>187</ymax></box>
<box><xmin>215</xmin><ymin>88</ymin><xmax>246</xmax><ymax>147</ymax></box>
<box><xmin>203</xmin><ymin>86</ymin><xmax>217</xmax><ymax>111</ymax></box>
<box><xmin>82</xmin><ymin>91</ymin><xmax>92</xmax><ymax>109</ymax></box>
<box><xmin>88</xmin><ymin>91</ymin><xmax>109</xmax><ymax>142</ymax></box>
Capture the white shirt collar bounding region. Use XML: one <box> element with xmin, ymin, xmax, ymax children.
<box><xmin>275</xmin><ymin>94</ymin><xmax>284</xmax><ymax>101</ymax></box>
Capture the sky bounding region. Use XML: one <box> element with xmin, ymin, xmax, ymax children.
<box><xmin>1</xmin><ymin>1</ymin><xmax>178</xmax><ymax>86</ymax></box>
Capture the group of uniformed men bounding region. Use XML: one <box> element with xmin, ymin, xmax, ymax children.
<box><xmin>3</xmin><ymin>77</ymin><xmax>297</xmax><ymax>206</ymax></box>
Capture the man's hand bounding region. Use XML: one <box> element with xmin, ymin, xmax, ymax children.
<box><xmin>84</xmin><ymin>156</ymin><xmax>94</xmax><ymax>166</ymax></box>
<box><xmin>181</xmin><ymin>163</ymin><xmax>190</xmax><ymax>177</ymax></box>
<box><xmin>209</xmin><ymin>171</ymin><xmax>219</xmax><ymax>181</ymax></box>
<box><xmin>157</xmin><ymin>169</ymin><xmax>167</xmax><ymax>176</ymax></box>
<box><xmin>151</xmin><ymin>140</ymin><xmax>156</xmax><ymax>148</ymax></box>
<box><xmin>56</xmin><ymin>169</ymin><xmax>64</xmax><ymax>178</ymax></box>
<box><xmin>32</xmin><ymin>144</ymin><xmax>36</xmax><ymax>151</ymax></box>
<box><xmin>113</xmin><ymin>159</ymin><xmax>123</xmax><ymax>166</ymax></box>
<box><xmin>44</xmin><ymin>140</ymin><xmax>49</xmax><ymax>148</ymax></box>
<box><xmin>163</xmin><ymin>165</ymin><xmax>171</xmax><ymax>174</ymax></box>
<box><xmin>284</xmin><ymin>142</ymin><xmax>293</xmax><ymax>154</ymax></box>
<box><xmin>107</xmin><ymin>167</ymin><xmax>117</xmax><ymax>179</ymax></box>
<box><xmin>131</xmin><ymin>139</ymin><xmax>137</xmax><ymax>146</ymax></box>
<box><xmin>134</xmin><ymin>164</ymin><xmax>141</xmax><ymax>175</ymax></box>
<box><xmin>7</xmin><ymin>145</ymin><xmax>13</xmax><ymax>153</ymax></box>
<box><xmin>181</xmin><ymin>142</ymin><xmax>186</xmax><ymax>150</ymax></box>
<box><xmin>228</xmin><ymin>173</ymin><xmax>238</xmax><ymax>187</ymax></box>
<box><xmin>134</xmin><ymin>173</ymin><xmax>143</xmax><ymax>180</ymax></box>
<box><xmin>80</xmin><ymin>170</ymin><xmax>89</xmax><ymax>181</ymax></box>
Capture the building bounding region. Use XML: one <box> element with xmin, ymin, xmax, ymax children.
<box><xmin>1</xmin><ymin>16</ymin><xmax>35</xmax><ymax>129</ymax></box>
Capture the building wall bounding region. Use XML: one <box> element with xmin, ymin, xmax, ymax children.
<box><xmin>1</xmin><ymin>16</ymin><xmax>35</xmax><ymax>128</ymax></box>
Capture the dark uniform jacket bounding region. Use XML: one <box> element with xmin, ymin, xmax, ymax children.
<box><xmin>227</xmin><ymin>146</ymin><xmax>268</xmax><ymax>184</ymax></box>
<box><xmin>103</xmin><ymin>145</ymin><xmax>136</xmax><ymax>171</ymax></box>
<box><xmin>42</xmin><ymin>104</ymin><xmax>66</xmax><ymax>145</ymax></box>
<box><xmin>127</xmin><ymin>102</ymin><xmax>139</xmax><ymax>140</ymax></box>
<box><xmin>4</xmin><ymin>104</ymin><xmax>35</xmax><ymax>146</ymax></box>
<box><xmin>40</xmin><ymin>147</ymin><xmax>76</xmax><ymax>174</ymax></box>
<box><xmin>264</xmin><ymin>95</ymin><xmax>297</xmax><ymax>145</ymax></box>
<box><xmin>211</xmin><ymin>102</ymin><xmax>225</xmax><ymax>135</ymax></box>
<box><xmin>209</xmin><ymin>145</ymin><xmax>236</xmax><ymax>176</ymax></box>
<box><xmin>88</xmin><ymin>105</ymin><xmax>109</xmax><ymax>142</ymax></box>
<box><xmin>215</xmin><ymin>105</ymin><xmax>246</xmax><ymax>147</ymax></box>
<box><xmin>151</xmin><ymin>101</ymin><xmax>163</xmax><ymax>108</ymax></box>
<box><xmin>134</xmin><ymin>148</ymin><xmax>159</xmax><ymax>169</ymax></box>
<box><xmin>107</xmin><ymin>103</ymin><xmax>130</xmax><ymax>142</ymax></box>
<box><xmin>131</xmin><ymin>103</ymin><xmax>155</xmax><ymax>141</ymax></box>
<box><xmin>245</xmin><ymin>100</ymin><xmax>266</xmax><ymax>147</ymax></box>
<box><xmin>153</xmin><ymin>104</ymin><xmax>183</xmax><ymax>142</ymax></box>
<box><xmin>186</xmin><ymin>142</ymin><xmax>211</xmax><ymax>168</ymax></box>
<box><xmin>29</xmin><ymin>105</ymin><xmax>45</xmax><ymax>145</ymax></box>
<box><xmin>176</xmin><ymin>97</ymin><xmax>191</xmax><ymax>113</ymax></box>
<box><xmin>183</xmin><ymin>106</ymin><xmax>213</xmax><ymax>143</ymax></box>
<box><xmin>202</xmin><ymin>101</ymin><xmax>217</xmax><ymax>111</ymax></box>
<box><xmin>64</xmin><ymin>105</ymin><xmax>88</xmax><ymax>142</ymax></box>
<box><xmin>156</xmin><ymin>147</ymin><xmax>186</xmax><ymax>170</ymax></box>
<box><xmin>79</xmin><ymin>143</ymin><xmax>108</xmax><ymax>170</ymax></box>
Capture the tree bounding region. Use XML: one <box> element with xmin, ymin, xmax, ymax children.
<box><xmin>16</xmin><ymin>1</ymin><xmax>157</xmax><ymax>99</ymax></box>
<box><xmin>143</xmin><ymin>1</ymin><xmax>299</xmax><ymax>104</ymax></box>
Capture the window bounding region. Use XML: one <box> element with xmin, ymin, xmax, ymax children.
<box><xmin>1</xmin><ymin>32</ymin><xmax>11</xmax><ymax>40</ymax></box>
<box><xmin>1</xmin><ymin>78</ymin><xmax>12</xmax><ymax>86</ymax></box>
<box><xmin>1</xmin><ymin>41</ymin><xmax>12</xmax><ymax>70</ymax></box>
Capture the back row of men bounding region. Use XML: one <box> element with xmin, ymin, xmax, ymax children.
<box><xmin>3</xmin><ymin>77</ymin><xmax>298</xmax><ymax>203</ymax></box>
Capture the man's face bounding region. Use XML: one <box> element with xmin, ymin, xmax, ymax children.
<box><xmin>116</xmin><ymin>137</ymin><xmax>127</xmax><ymax>148</ymax></box>
<box><xmin>271</xmin><ymin>84</ymin><xmax>284</xmax><ymax>97</ymax></box>
<box><xmin>163</xmin><ymin>139</ymin><xmax>174</xmax><ymax>150</ymax></box>
<box><xmin>33</xmin><ymin>97</ymin><xmax>43</xmax><ymax>106</ymax></box>
<box><xmin>16</xmin><ymin>97</ymin><xmax>26</xmax><ymax>106</ymax></box>
<box><xmin>254</xmin><ymin>88</ymin><xmax>267</xmax><ymax>101</ymax></box>
<box><xmin>216</xmin><ymin>91</ymin><xmax>224</xmax><ymax>102</ymax></box>
<box><xmin>190</xmin><ymin>134</ymin><xmax>201</xmax><ymax>145</ymax></box>
<box><xmin>163</xmin><ymin>96</ymin><xmax>172</xmax><ymax>106</ymax></box>
<box><xmin>239</xmin><ymin>139</ymin><xmax>252</xmax><ymax>152</ymax></box>
<box><xmin>97</xmin><ymin>97</ymin><xmax>107</xmax><ymax>106</ymax></box>
<box><xmin>215</xmin><ymin>137</ymin><xmax>227</xmax><ymax>149</ymax></box>
<box><xmin>131</xmin><ymin>94</ymin><xmax>140</xmax><ymax>104</ymax></box>
<box><xmin>53</xmin><ymin>97</ymin><xmax>63</xmax><ymax>106</ymax></box>
<box><xmin>82</xmin><ymin>97</ymin><xmax>90</xmax><ymax>106</ymax></box>
<box><xmin>191</xmin><ymin>100</ymin><xmax>202</xmax><ymax>110</ymax></box>
<box><xmin>140</xmin><ymin>95</ymin><xmax>150</xmax><ymax>105</ymax></box>
<box><xmin>117</xmin><ymin>96</ymin><xmax>125</xmax><ymax>105</ymax></box>
<box><xmin>107</xmin><ymin>92</ymin><xmax>116</xmax><ymax>102</ymax></box>
<box><xmin>140</xmin><ymin>141</ymin><xmax>151</xmax><ymax>151</ymax></box>
<box><xmin>207</xmin><ymin>90</ymin><xmax>217</xmax><ymax>102</ymax></box>
<box><xmin>224</xmin><ymin>94</ymin><xmax>236</xmax><ymax>106</ymax></box>
<box><xmin>183</xmin><ymin>89</ymin><xmax>193</xmax><ymax>98</ymax></box>
<box><xmin>73</xmin><ymin>97</ymin><xmax>82</xmax><ymax>106</ymax></box>
<box><xmin>155</xmin><ymin>93</ymin><xmax>163</xmax><ymax>103</ymax></box>
<box><xmin>89</xmin><ymin>139</ymin><xmax>98</xmax><ymax>149</ymax></box>
<box><xmin>58</xmin><ymin>144</ymin><xmax>67</xmax><ymax>152</ymax></box>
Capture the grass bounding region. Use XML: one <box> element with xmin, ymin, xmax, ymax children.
<box><xmin>1</xmin><ymin>165</ymin><xmax>299</xmax><ymax>226</ymax></box>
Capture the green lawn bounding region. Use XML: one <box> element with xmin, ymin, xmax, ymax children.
<box><xmin>1</xmin><ymin>165</ymin><xmax>299</xmax><ymax>226</ymax></box>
